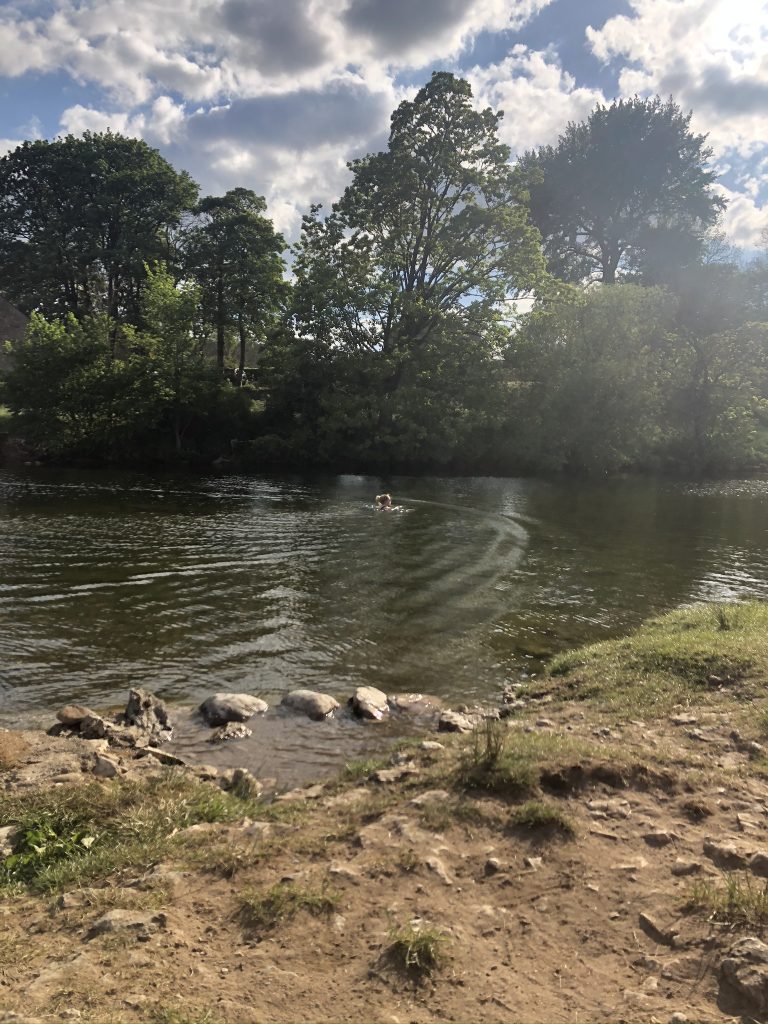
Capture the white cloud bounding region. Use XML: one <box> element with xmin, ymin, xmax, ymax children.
<box><xmin>717</xmin><ymin>184</ymin><xmax>768</xmax><ymax>248</ymax></box>
<box><xmin>469</xmin><ymin>46</ymin><xmax>605</xmax><ymax>154</ymax></box>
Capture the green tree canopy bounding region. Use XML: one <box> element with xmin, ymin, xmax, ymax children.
<box><xmin>520</xmin><ymin>97</ymin><xmax>725</xmax><ymax>284</ymax></box>
<box><xmin>278</xmin><ymin>71</ymin><xmax>548</xmax><ymax>466</ymax></box>
<box><xmin>183</xmin><ymin>188</ymin><xmax>287</xmax><ymax>372</ymax></box>
<box><xmin>0</xmin><ymin>132</ymin><xmax>198</xmax><ymax>327</ymax></box>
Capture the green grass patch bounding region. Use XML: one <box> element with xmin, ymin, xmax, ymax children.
<box><xmin>686</xmin><ymin>872</ymin><xmax>768</xmax><ymax>931</ymax></box>
<box><xmin>546</xmin><ymin>601</ymin><xmax>768</xmax><ymax>717</ymax></box>
<box><xmin>0</xmin><ymin>771</ymin><xmax>266</xmax><ymax>893</ymax></box>
<box><xmin>510</xmin><ymin>799</ymin><xmax>575</xmax><ymax>836</ymax></box>
<box><xmin>238</xmin><ymin>882</ymin><xmax>340</xmax><ymax>932</ymax></box>
<box><xmin>454</xmin><ymin>719</ymin><xmax>594</xmax><ymax>797</ymax></box>
<box><xmin>385</xmin><ymin>921</ymin><xmax>450</xmax><ymax>978</ymax></box>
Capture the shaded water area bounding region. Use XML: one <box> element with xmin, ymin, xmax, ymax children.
<box><xmin>2</xmin><ymin>469</ymin><xmax>768</xmax><ymax>784</ymax></box>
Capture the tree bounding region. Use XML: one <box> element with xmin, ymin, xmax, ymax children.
<box><xmin>0</xmin><ymin>132</ymin><xmax>198</xmax><ymax>331</ymax></box>
<box><xmin>137</xmin><ymin>264</ymin><xmax>218</xmax><ymax>454</ymax></box>
<box><xmin>520</xmin><ymin>97</ymin><xmax>726</xmax><ymax>284</ymax></box>
<box><xmin>506</xmin><ymin>285</ymin><xmax>676</xmax><ymax>473</ymax></box>
<box><xmin>184</xmin><ymin>188</ymin><xmax>287</xmax><ymax>373</ymax></box>
<box><xmin>3</xmin><ymin>313</ymin><xmax>156</xmax><ymax>458</ymax></box>
<box><xmin>280</xmin><ymin>71</ymin><xmax>548</xmax><ymax>465</ymax></box>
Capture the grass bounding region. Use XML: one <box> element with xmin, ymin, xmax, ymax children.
<box><xmin>237</xmin><ymin>882</ymin><xmax>340</xmax><ymax>932</ymax></box>
<box><xmin>0</xmin><ymin>771</ymin><xmax>267</xmax><ymax>893</ymax></box>
<box><xmin>385</xmin><ymin>921</ymin><xmax>450</xmax><ymax>978</ymax></box>
<box><xmin>546</xmin><ymin>601</ymin><xmax>768</xmax><ymax>717</ymax></box>
<box><xmin>686</xmin><ymin>873</ymin><xmax>768</xmax><ymax>931</ymax></box>
<box><xmin>454</xmin><ymin>719</ymin><xmax>594</xmax><ymax>797</ymax></box>
<box><xmin>343</xmin><ymin>757</ymin><xmax>389</xmax><ymax>781</ymax></box>
<box><xmin>510</xmin><ymin>799</ymin><xmax>576</xmax><ymax>836</ymax></box>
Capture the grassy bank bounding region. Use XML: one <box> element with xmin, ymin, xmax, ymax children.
<box><xmin>544</xmin><ymin>599</ymin><xmax>768</xmax><ymax>717</ymax></box>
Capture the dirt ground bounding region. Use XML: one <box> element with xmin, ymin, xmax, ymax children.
<box><xmin>2</xmin><ymin>701</ymin><xmax>768</xmax><ymax>1024</ymax></box>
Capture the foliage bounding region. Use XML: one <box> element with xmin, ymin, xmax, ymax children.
<box><xmin>1</xmin><ymin>822</ymin><xmax>96</xmax><ymax>884</ymax></box>
<box><xmin>237</xmin><ymin>882</ymin><xmax>340</xmax><ymax>932</ymax></box>
<box><xmin>687</xmin><ymin>873</ymin><xmax>768</xmax><ymax>931</ymax></box>
<box><xmin>520</xmin><ymin>97</ymin><xmax>725</xmax><ymax>284</ymax></box>
<box><xmin>510</xmin><ymin>799</ymin><xmax>575</xmax><ymax>836</ymax></box>
<box><xmin>385</xmin><ymin>921</ymin><xmax>450</xmax><ymax>977</ymax></box>
<box><xmin>269</xmin><ymin>71</ymin><xmax>549</xmax><ymax>468</ymax></box>
<box><xmin>184</xmin><ymin>188</ymin><xmax>287</xmax><ymax>371</ymax></box>
<box><xmin>0</xmin><ymin>771</ymin><xmax>266</xmax><ymax>893</ymax></box>
<box><xmin>0</xmin><ymin>132</ymin><xmax>197</xmax><ymax>325</ymax></box>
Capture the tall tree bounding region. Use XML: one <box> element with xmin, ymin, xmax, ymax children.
<box><xmin>0</xmin><ymin>132</ymin><xmax>197</xmax><ymax>330</ymax></box>
<box><xmin>283</xmin><ymin>71</ymin><xmax>548</xmax><ymax>464</ymax></box>
<box><xmin>184</xmin><ymin>188</ymin><xmax>287</xmax><ymax>373</ymax></box>
<box><xmin>520</xmin><ymin>97</ymin><xmax>725</xmax><ymax>284</ymax></box>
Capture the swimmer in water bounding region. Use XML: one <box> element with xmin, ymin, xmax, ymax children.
<box><xmin>375</xmin><ymin>492</ymin><xmax>404</xmax><ymax>511</ymax></box>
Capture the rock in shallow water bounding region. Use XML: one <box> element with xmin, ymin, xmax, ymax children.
<box><xmin>209</xmin><ymin>722</ymin><xmax>253</xmax><ymax>743</ymax></box>
<box><xmin>349</xmin><ymin>685</ymin><xmax>389</xmax><ymax>720</ymax></box>
<box><xmin>198</xmin><ymin>693</ymin><xmax>268</xmax><ymax>726</ymax></box>
<box><xmin>280</xmin><ymin>689</ymin><xmax>339</xmax><ymax>720</ymax></box>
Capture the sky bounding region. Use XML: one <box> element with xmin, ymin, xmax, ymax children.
<box><xmin>0</xmin><ymin>0</ymin><xmax>765</xmax><ymax>248</ymax></box>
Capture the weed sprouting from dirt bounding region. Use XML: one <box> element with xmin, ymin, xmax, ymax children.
<box><xmin>687</xmin><ymin>873</ymin><xmax>768</xmax><ymax>931</ymax></box>
<box><xmin>510</xmin><ymin>799</ymin><xmax>576</xmax><ymax>836</ymax></box>
<box><xmin>343</xmin><ymin>757</ymin><xmax>388</xmax><ymax>781</ymax></box>
<box><xmin>238</xmin><ymin>882</ymin><xmax>340</xmax><ymax>932</ymax></box>
<box><xmin>385</xmin><ymin>921</ymin><xmax>450</xmax><ymax>978</ymax></box>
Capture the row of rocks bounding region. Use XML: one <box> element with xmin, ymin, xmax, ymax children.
<box><xmin>53</xmin><ymin>685</ymin><xmax>492</xmax><ymax>754</ymax></box>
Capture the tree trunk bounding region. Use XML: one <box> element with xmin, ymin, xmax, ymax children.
<box><xmin>238</xmin><ymin>307</ymin><xmax>246</xmax><ymax>381</ymax></box>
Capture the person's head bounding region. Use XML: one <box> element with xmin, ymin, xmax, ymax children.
<box><xmin>376</xmin><ymin>493</ymin><xmax>392</xmax><ymax>507</ymax></box>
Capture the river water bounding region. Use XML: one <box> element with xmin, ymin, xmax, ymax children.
<box><xmin>2</xmin><ymin>469</ymin><xmax>768</xmax><ymax>783</ymax></box>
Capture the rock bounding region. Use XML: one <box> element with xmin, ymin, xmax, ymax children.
<box><xmin>524</xmin><ymin>856</ymin><xmax>543</xmax><ymax>871</ymax></box>
<box><xmin>749</xmin><ymin>852</ymin><xmax>768</xmax><ymax>878</ymax></box>
<box><xmin>409</xmin><ymin>789</ymin><xmax>451</xmax><ymax>806</ymax></box>
<box><xmin>349</xmin><ymin>685</ymin><xmax>389</xmax><ymax>720</ymax></box>
<box><xmin>669</xmin><ymin>713</ymin><xmax>698</xmax><ymax>726</ymax></box>
<box><xmin>56</xmin><ymin>705</ymin><xmax>93</xmax><ymax>727</ymax></box>
<box><xmin>426</xmin><ymin>855</ymin><xmax>453</xmax><ymax>885</ymax></box>
<box><xmin>198</xmin><ymin>693</ymin><xmax>268</xmax><ymax>727</ymax></box>
<box><xmin>209</xmin><ymin>722</ymin><xmax>253</xmax><ymax>743</ymax></box>
<box><xmin>328</xmin><ymin>863</ymin><xmax>361</xmax><ymax>884</ymax></box>
<box><xmin>586</xmin><ymin>797</ymin><xmax>631</xmax><ymax>819</ymax></box>
<box><xmin>749</xmin><ymin>741</ymin><xmax>765</xmax><ymax>756</ymax></box>
<box><xmin>0</xmin><ymin>825</ymin><xmax>17</xmax><ymax>857</ymax></box>
<box><xmin>703</xmin><ymin>838</ymin><xmax>749</xmax><ymax>870</ymax></box>
<box><xmin>536</xmin><ymin>717</ymin><xmax>555</xmax><ymax>728</ymax></box>
<box><xmin>92</xmin><ymin>753</ymin><xmax>119</xmax><ymax>779</ymax></box>
<box><xmin>720</xmin><ymin>936</ymin><xmax>768</xmax><ymax>1013</ymax></box>
<box><xmin>123</xmin><ymin>689</ymin><xmax>172</xmax><ymax>739</ymax></box>
<box><xmin>419</xmin><ymin>740</ymin><xmax>445</xmax><ymax>752</ymax></box>
<box><xmin>86</xmin><ymin>910</ymin><xmax>167</xmax><ymax>940</ymax></box>
<box><xmin>669</xmin><ymin>1013</ymin><xmax>688</xmax><ymax>1024</ymax></box>
<box><xmin>643</xmin><ymin>830</ymin><xmax>677</xmax><ymax>847</ymax></box>
<box><xmin>371</xmin><ymin>764</ymin><xmax>420</xmax><ymax>784</ymax></box>
<box><xmin>280</xmin><ymin>689</ymin><xmax>339</xmax><ymax>720</ymax></box>
<box><xmin>58</xmin><ymin>1009</ymin><xmax>82</xmax><ymax>1020</ymax></box>
<box><xmin>484</xmin><ymin>857</ymin><xmax>502</xmax><ymax>876</ymax></box>
<box><xmin>671</xmin><ymin>858</ymin><xmax>702</xmax><ymax>877</ymax></box>
<box><xmin>438</xmin><ymin>710</ymin><xmax>476</xmax><ymax>733</ymax></box>
<box><xmin>638</xmin><ymin>912</ymin><xmax>678</xmax><ymax>947</ymax></box>
<box><xmin>218</xmin><ymin>767</ymin><xmax>262</xmax><ymax>799</ymax></box>
<box><xmin>78</xmin><ymin>714</ymin><xmax>108</xmax><ymax>740</ymax></box>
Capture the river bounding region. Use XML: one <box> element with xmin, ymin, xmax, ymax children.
<box><xmin>2</xmin><ymin>469</ymin><xmax>768</xmax><ymax>783</ymax></box>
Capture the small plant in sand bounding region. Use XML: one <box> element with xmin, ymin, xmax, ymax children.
<box><xmin>687</xmin><ymin>873</ymin><xmax>768</xmax><ymax>931</ymax></box>
<box><xmin>238</xmin><ymin>882</ymin><xmax>340</xmax><ymax>932</ymax></box>
<box><xmin>386</xmin><ymin>920</ymin><xmax>450</xmax><ymax>978</ymax></box>
<box><xmin>510</xmin><ymin>799</ymin><xmax>576</xmax><ymax>836</ymax></box>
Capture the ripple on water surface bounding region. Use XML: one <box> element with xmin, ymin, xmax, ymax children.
<box><xmin>3</xmin><ymin>470</ymin><xmax>768</xmax><ymax>779</ymax></box>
